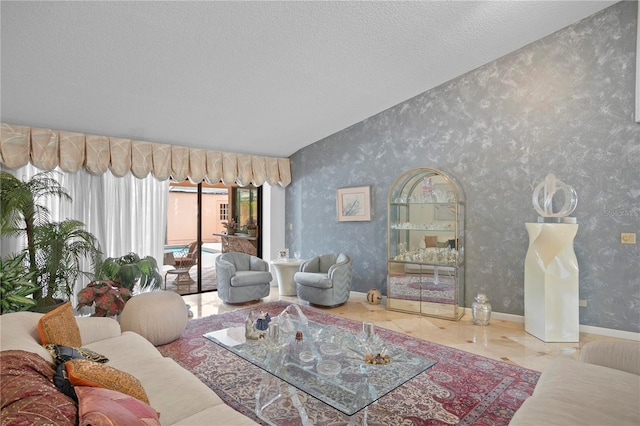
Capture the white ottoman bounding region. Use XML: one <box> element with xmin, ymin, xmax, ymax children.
<box><xmin>120</xmin><ymin>291</ymin><xmax>188</xmax><ymax>346</ymax></box>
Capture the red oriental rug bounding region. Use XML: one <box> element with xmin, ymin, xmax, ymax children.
<box><xmin>158</xmin><ymin>301</ymin><xmax>539</xmax><ymax>425</ymax></box>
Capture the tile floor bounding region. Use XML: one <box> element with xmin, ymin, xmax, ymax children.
<box><xmin>182</xmin><ymin>288</ymin><xmax>632</xmax><ymax>373</ymax></box>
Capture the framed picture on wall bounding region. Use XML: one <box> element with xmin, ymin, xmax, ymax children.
<box><xmin>336</xmin><ymin>185</ymin><xmax>371</xmax><ymax>222</ymax></box>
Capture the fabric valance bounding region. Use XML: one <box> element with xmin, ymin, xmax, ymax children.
<box><xmin>0</xmin><ymin>123</ymin><xmax>291</xmax><ymax>187</ymax></box>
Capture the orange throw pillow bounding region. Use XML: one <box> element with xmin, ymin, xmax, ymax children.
<box><xmin>37</xmin><ymin>302</ymin><xmax>82</xmax><ymax>347</ymax></box>
<box><xmin>65</xmin><ymin>359</ymin><xmax>150</xmax><ymax>404</ymax></box>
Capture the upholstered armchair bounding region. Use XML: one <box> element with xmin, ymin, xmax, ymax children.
<box><xmin>215</xmin><ymin>252</ymin><xmax>272</xmax><ymax>304</ymax></box>
<box><xmin>294</xmin><ymin>253</ymin><xmax>352</xmax><ymax>307</ymax></box>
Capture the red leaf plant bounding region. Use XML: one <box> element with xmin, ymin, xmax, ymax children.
<box><xmin>76</xmin><ymin>280</ymin><xmax>131</xmax><ymax>317</ymax></box>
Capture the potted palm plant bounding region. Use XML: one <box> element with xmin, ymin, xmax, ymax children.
<box><xmin>33</xmin><ymin>219</ymin><xmax>102</xmax><ymax>309</ymax></box>
<box><xmin>0</xmin><ymin>171</ymin><xmax>70</xmax><ymax>293</ymax></box>
<box><xmin>0</xmin><ymin>171</ymin><xmax>102</xmax><ymax>312</ymax></box>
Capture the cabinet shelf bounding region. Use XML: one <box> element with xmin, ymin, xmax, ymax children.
<box><xmin>390</xmin><ymin>224</ymin><xmax>456</xmax><ymax>231</ymax></box>
<box><xmin>387</xmin><ymin>168</ymin><xmax>465</xmax><ymax>321</ymax></box>
<box><xmin>390</xmin><ymin>201</ymin><xmax>458</xmax><ymax>206</ymax></box>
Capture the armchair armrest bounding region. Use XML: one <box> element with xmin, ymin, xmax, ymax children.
<box><xmin>216</xmin><ymin>258</ymin><xmax>237</xmax><ymax>282</ymax></box>
<box><xmin>328</xmin><ymin>254</ymin><xmax>351</xmax><ymax>278</ymax></box>
<box><xmin>76</xmin><ymin>316</ymin><xmax>122</xmax><ymax>345</ymax></box>
<box><xmin>580</xmin><ymin>341</ymin><xmax>640</xmax><ymax>375</ymax></box>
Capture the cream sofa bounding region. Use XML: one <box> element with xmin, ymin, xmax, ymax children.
<box><xmin>0</xmin><ymin>311</ymin><xmax>257</xmax><ymax>425</ymax></box>
<box><xmin>510</xmin><ymin>340</ymin><xmax>640</xmax><ymax>425</ymax></box>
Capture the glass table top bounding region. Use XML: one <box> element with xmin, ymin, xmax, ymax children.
<box><xmin>204</xmin><ymin>305</ymin><xmax>436</xmax><ymax>416</ymax></box>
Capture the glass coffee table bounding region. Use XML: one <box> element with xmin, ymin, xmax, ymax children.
<box><xmin>204</xmin><ymin>305</ymin><xmax>436</xmax><ymax>425</ymax></box>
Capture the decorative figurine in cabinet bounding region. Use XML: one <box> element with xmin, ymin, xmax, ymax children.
<box><xmin>387</xmin><ymin>168</ymin><xmax>465</xmax><ymax>320</ymax></box>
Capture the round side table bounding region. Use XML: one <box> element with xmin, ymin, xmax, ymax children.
<box><xmin>270</xmin><ymin>259</ymin><xmax>304</xmax><ymax>296</ymax></box>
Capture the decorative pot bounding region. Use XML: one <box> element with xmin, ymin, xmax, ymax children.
<box><xmin>367</xmin><ymin>289</ymin><xmax>382</xmax><ymax>305</ymax></box>
<box><xmin>472</xmin><ymin>293</ymin><xmax>492</xmax><ymax>326</ymax></box>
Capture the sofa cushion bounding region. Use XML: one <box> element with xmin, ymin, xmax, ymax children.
<box><xmin>0</xmin><ymin>349</ymin><xmax>77</xmax><ymax>426</ymax></box>
<box><xmin>76</xmin><ymin>386</ymin><xmax>160</xmax><ymax>426</ymax></box>
<box><xmin>0</xmin><ymin>312</ymin><xmax>54</xmax><ymax>361</ymax></box>
<box><xmin>125</xmin><ymin>357</ymin><xmax>228</xmax><ymax>425</ymax></box>
<box><xmin>81</xmin><ymin>331</ymin><xmax>164</xmax><ymax>373</ymax></box>
<box><xmin>37</xmin><ymin>302</ymin><xmax>82</xmax><ymax>347</ymax></box>
<box><xmin>510</xmin><ymin>357</ymin><xmax>640</xmax><ymax>425</ymax></box>
<box><xmin>66</xmin><ymin>358</ymin><xmax>150</xmax><ymax>404</ymax></box>
<box><xmin>173</xmin><ymin>405</ymin><xmax>258</xmax><ymax>426</ymax></box>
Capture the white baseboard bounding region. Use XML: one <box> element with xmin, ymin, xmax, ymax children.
<box><xmin>356</xmin><ymin>292</ymin><xmax>640</xmax><ymax>341</ymax></box>
<box><xmin>464</xmin><ymin>308</ymin><xmax>640</xmax><ymax>341</ymax></box>
<box><xmin>578</xmin><ymin>324</ymin><xmax>640</xmax><ymax>341</ymax></box>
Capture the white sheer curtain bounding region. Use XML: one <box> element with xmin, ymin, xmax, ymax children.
<box><xmin>1</xmin><ymin>164</ymin><xmax>168</xmax><ymax>299</ymax></box>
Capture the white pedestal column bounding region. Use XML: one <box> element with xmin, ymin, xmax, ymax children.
<box><xmin>524</xmin><ymin>223</ymin><xmax>579</xmax><ymax>342</ymax></box>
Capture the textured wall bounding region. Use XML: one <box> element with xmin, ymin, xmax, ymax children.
<box><xmin>287</xmin><ymin>2</ymin><xmax>639</xmax><ymax>332</ymax></box>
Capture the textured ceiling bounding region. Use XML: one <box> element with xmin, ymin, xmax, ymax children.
<box><xmin>0</xmin><ymin>1</ymin><xmax>617</xmax><ymax>157</ymax></box>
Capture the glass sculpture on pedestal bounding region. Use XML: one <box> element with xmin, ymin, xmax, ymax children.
<box><xmin>525</xmin><ymin>174</ymin><xmax>579</xmax><ymax>342</ymax></box>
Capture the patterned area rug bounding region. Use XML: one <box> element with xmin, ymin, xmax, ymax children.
<box><xmin>161</xmin><ymin>265</ymin><xmax>217</xmax><ymax>295</ymax></box>
<box><xmin>158</xmin><ymin>301</ymin><xmax>539</xmax><ymax>425</ymax></box>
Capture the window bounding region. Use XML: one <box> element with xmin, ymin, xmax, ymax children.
<box><xmin>220</xmin><ymin>203</ymin><xmax>229</xmax><ymax>221</ymax></box>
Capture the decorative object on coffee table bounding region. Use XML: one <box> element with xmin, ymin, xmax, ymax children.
<box><xmin>255</xmin><ymin>311</ymin><xmax>271</xmax><ymax>331</ymax></box>
<box><xmin>244</xmin><ymin>311</ymin><xmax>265</xmax><ymax>340</ymax></box>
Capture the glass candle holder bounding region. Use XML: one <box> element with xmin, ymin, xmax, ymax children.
<box><xmin>363</xmin><ymin>322</ymin><xmax>375</xmax><ymax>339</ymax></box>
<box><xmin>472</xmin><ymin>293</ymin><xmax>492</xmax><ymax>326</ymax></box>
<box><xmin>268</xmin><ymin>322</ymin><xmax>279</xmax><ymax>340</ymax></box>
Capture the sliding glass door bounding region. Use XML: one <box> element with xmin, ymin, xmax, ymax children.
<box><xmin>165</xmin><ymin>181</ymin><xmax>229</xmax><ymax>294</ymax></box>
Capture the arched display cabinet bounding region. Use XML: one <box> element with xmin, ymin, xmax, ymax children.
<box><xmin>387</xmin><ymin>168</ymin><xmax>465</xmax><ymax>320</ymax></box>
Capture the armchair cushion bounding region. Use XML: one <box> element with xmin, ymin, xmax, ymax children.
<box><xmin>293</xmin><ymin>272</ymin><xmax>332</xmax><ymax>289</ymax></box>
<box><xmin>231</xmin><ymin>271</ymin><xmax>274</xmax><ymax>287</ymax></box>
